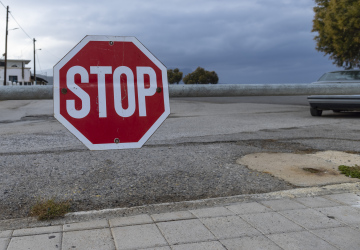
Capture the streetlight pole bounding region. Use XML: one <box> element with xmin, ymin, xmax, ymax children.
<box><xmin>3</xmin><ymin>6</ymin><xmax>9</xmax><ymax>86</ymax></box>
<box><xmin>33</xmin><ymin>38</ymin><xmax>36</xmax><ymax>85</ymax></box>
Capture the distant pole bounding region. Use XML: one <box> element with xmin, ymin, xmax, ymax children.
<box><xmin>3</xmin><ymin>6</ymin><xmax>9</xmax><ymax>86</ymax></box>
<box><xmin>33</xmin><ymin>38</ymin><xmax>36</xmax><ymax>85</ymax></box>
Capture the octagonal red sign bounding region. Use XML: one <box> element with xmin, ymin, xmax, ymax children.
<box><xmin>54</xmin><ymin>36</ymin><xmax>170</xmax><ymax>150</ymax></box>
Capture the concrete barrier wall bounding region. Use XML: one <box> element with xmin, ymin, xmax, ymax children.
<box><xmin>169</xmin><ymin>83</ymin><xmax>360</xmax><ymax>97</ymax></box>
<box><xmin>0</xmin><ymin>86</ymin><xmax>53</xmax><ymax>100</ymax></box>
<box><xmin>1</xmin><ymin>83</ymin><xmax>360</xmax><ymax>100</ymax></box>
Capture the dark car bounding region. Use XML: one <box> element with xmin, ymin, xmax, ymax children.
<box><xmin>307</xmin><ymin>70</ymin><xmax>360</xmax><ymax>116</ymax></box>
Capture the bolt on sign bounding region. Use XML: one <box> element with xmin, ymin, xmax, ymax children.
<box><xmin>54</xmin><ymin>36</ymin><xmax>170</xmax><ymax>150</ymax></box>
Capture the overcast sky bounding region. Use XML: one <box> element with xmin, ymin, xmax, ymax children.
<box><xmin>0</xmin><ymin>0</ymin><xmax>339</xmax><ymax>84</ymax></box>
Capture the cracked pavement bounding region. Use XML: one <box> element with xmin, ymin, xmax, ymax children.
<box><xmin>0</xmin><ymin>97</ymin><xmax>359</xmax><ymax>220</ymax></box>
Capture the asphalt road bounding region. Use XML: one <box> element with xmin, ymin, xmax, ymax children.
<box><xmin>0</xmin><ymin>96</ymin><xmax>359</xmax><ymax>219</ymax></box>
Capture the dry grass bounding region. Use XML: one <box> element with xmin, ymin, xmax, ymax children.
<box><xmin>30</xmin><ymin>198</ymin><xmax>71</xmax><ymax>221</ymax></box>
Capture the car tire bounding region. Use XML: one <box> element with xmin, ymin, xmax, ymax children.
<box><xmin>310</xmin><ymin>107</ymin><xmax>322</xmax><ymax>116</ymax></box>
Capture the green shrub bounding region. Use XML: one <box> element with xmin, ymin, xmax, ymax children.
<box><xmin>338</xmin><ymin>165</ymin><xmax>360</xmax><ymax>179</ymax></box>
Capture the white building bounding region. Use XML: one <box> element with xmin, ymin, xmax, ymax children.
<box><xmin>0</xmin><ymin>59</ymin><xmax>32</xmax><ymax>85</ymax></box>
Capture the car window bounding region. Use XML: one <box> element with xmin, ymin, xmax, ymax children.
<box><xmin>318</xmin><ymin>71</ymin><xmax>360</xmax><ymax>81</ymax></box>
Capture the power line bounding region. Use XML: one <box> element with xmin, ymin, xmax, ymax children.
<box><xmin>1</xmin><ymin>2</ymin><xmax>57</xmax><ymax>72</ymax></box>
<box><xmin>0</xmin><ymin>1</ymin><xmax>6</xmax><ymax>9</ymax></box>
<box><xmin>0</xmin><ymin>2</ymin><xmax>33</xmax><ymax>39</ymax></box>
<box><xmin>9</xmin><ymin>12</ymin><xmax>32</xmax><ymax>40</ymax></box>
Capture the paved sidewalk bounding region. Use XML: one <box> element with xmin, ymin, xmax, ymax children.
<box><xmin>1</xmin><ymin>191</ymin><xmax>360</xmax><ymax>250</ymax></box>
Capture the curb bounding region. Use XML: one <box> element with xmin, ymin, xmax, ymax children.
<box><xmin>1</xmin><ymin>182</ymin><xmax>359</xmax><ymax>231</ymax></box>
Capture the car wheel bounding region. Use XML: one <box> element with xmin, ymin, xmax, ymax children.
<box><xmin>310</xmin><ymin>107</ymin><xmax>322</xmax><ymax>116</ymax></box>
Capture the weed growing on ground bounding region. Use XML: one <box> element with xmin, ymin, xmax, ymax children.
<box><xmin>30</xmin><ymin>198</ymin><xmax>71</xmax><ymax>220</ymax></box>
<box><xmin>303</xmin><ymin>168</ymin><xmax>322</xmax><ymax>174</ymax></box>
<box><xmin>338</xmin><ymin>165</ymin><xmax>360</xmax><ymax>179</ymax></box>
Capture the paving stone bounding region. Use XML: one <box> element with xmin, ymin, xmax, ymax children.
<box><xmin>171</xmin><ymin>241</ymin><xmax>226</xmax><ymax>250</ymax></box>
<box><xmin>280</xmin><ymin>208</ymin><xmax>343</xmax><ymax>230</ymax></box>
<box><xmin>294</xmin><ymin>196</ymin><xmax>342</xmax><ymax>208</ymax></box>
<box><xmin>221</xmin><ymin>236</ymin><xmax>282</xmax><ymax>250</ymax></box>
<box><xmin>13</xmin><ymin>225</ymin><xmax>62</xmax><ymax>236</ymax></box>
<box><xmin>62</xmin><ymin>228</ymin><xmax>115</xmax><ymax>250</ymax></box>
<box><xmin>311</xmin><ymin>226</ymin><xmax>360</xmax><ymax>250</ymax></box>
<box><xmin>240</xmin><ymin>212</ymin><xmax>303</xmax><ymax>234</ymax></box>
<box><xmin>316</xmin><ymin>206</ymin><xmax>360</xmax><ymax>225</ymax></box>
<box><xmin>0</xmin><ymin>238</ymin><xmax>9</xmax><ymax>250</ymax></box>
<box><xmin>157</xmin><ymin>219</ymin><xmax>215</xmax><ymax>245</ymax></box>
<box><xmin>0</xmin><ymin>230</ymin><xmax>12</xmax><ymax>238</ymax></box>
<box><xmin>151</xmin><ymin>211</ymin><xmax>195</xmax><ymax>222</ymax></box>
<box><xmin>189</xmin><ymin>207</ymin><xmax>234</xmax><ymax>218</ymax></box>
<box><xmin>267</xmin><ymin>231</ymin><xmax>337</xmax><ymax>250</ymax></box>
<box><xmin>63</xmin><ymin>219</ymin><xmax>108</xmax><ymax>231</ymax></box>
<box><xmin>200</xmin><ymin>216</ymin><xmax>261</xmax><ymax>239</ymax></box>
<box><xmin>109</xmin><ymin>214</ymin><xmax>153</xmax><ymax>227</ymax></box>
<box><xmin>7</xmin><ymin>233</ymin><xmax>61</xmax><ymax>250</ymax></box>
<box><xmin>226</xmin><ymin>202</ymin><xmax>272</xmax><ymax>214</ymax></box>
<box><xmin>324</xmin><ymin>193</ymin><xmax>360</xmax><ymax>206</ymax></box>
<box><xmin>259</xmin><ymin>199</ymin><xmax>307</xmax><ymax>211</ymax></box>
<box><xmin>112</xmin><ymin>224</ymin><xmax>167</xmax><ymax>250</ymax></box>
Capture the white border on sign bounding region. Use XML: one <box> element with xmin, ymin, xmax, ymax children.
<box><xmin>53</xmin><ymin>35</ymin><xmax>170</xmax><ymax>150</ymax></box>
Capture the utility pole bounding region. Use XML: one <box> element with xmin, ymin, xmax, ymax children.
<box><xmin>3</xmin><ymin>6</ymin><xmax>9</xmax><ymax>86</ymax></box>
<box><xmin>33</xmin><ymin>38</ymin><xmax>36</xmax><ymax>85</ymax></box>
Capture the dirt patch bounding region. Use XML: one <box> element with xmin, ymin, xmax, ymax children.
<box><xmin>237</xmin><ymin>151</ymin><xmax>360</xmax><ymax>187</ymax></box>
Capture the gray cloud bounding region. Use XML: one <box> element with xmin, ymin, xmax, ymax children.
<box><xmin>1</xmin><ymin>0</ymin><xmax>338</xmax><ymax>83</ymax></box>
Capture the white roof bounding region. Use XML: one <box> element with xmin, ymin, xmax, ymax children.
<box><xmin>0</xmin><ymin>59</ymin><xmax>31</xmax><ymax>64</ymax></box>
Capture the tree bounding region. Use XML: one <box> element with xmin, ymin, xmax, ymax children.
<box><xmin>312</xmin><ymin>0</ymin><xmax>360</xmax><ymax>69</ymax></box>
<box><xmin>183</xmin><ymin>67</ymin><xmax>219</xmax><ymax>84</ymax></box>
<box><xmin>167</xmin><ymin>68</ymin><xmax>183</xmax><ymax>84</ymax></box>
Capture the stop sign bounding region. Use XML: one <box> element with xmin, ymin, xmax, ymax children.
<box><xmin>54</xmin><ymin>36</ymin><xmax>170</xmax><ymax>150</ymax></box>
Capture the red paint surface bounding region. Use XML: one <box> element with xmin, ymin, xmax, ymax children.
<box><xmin>59</xmin><ymin>41</ymin><xmax>165</xmax><ymax>144</ymax></box>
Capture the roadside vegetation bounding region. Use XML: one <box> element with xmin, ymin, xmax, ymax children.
<box><xmin>183</xmin><ymin>67</ymin><xmax>219</xmax><ymax>84</ymax></box>
<box><xmin>312</xmin><ymin>0</ymin><xmax>360</xmax><ymax>69</ymax></box>
<box><xmin>167</xmin><ymin>67</ymin><xmax>219</xmax><ymax>84</ymax></box>
<box><xmin>30</xmin><ymin>198</ymin><xmax>71</xmax><ymax>220</ymax></box>
<box><xmin>167</xmin><ymin>68</ymin><xmax>183</xmax><ymax>84</ymax></box>
<box><xmin>338</xmin><ymin>165</ymin><xmax>360</xmax><ymax>179</ymax></box>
